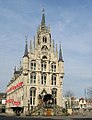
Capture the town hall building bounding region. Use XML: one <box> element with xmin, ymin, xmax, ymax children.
<box><xmin>6</xmin><ymin>11</ymin><xmax>64</xmax><ymax>116</ymax></box>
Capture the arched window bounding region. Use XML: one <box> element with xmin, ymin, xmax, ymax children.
<box><xmin>43</xmin><ymin>36</ymin><xmax>47</xmax><ymax>43</ymax></box>
<box><xmin>51</xmin><ymin>63</ymin><xmax>56</xmax><ymax>72</ymax></box>
<box><xmin>51</xmin><ymin>74</ymin><xmax>56</xmax><ymax>85</ymax></box>
<box><xmin>30</xmin><ymin>61</ymin><xmax>36</xmax><ymax>70</ymax></box>
<box><xmin>41</xmin><ymin>62</ymin><xmax>46</xmax><ymax>71</ymax></box>
<box><xmin>30</xmin><ymin>72</ymin><xmax>36</xmax><ymax>84</ymax></box>
<box><xmin>30</xmin><ymin>87</ymin><xmax>36</xmax><ymax>105</ymax></box>
<box><xmin>41</xmin><ymin>73</ymin><xmax>46</xmax><ymax>85</ymax></box>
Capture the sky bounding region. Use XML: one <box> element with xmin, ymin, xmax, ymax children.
<box><xmin>0</xmin><ymin>0</ymin><xmax>92</xmax><ymax>98</ymax></box>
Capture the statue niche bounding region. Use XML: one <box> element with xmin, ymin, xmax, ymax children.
<box><xmin>41</xmin><ymin>45</ymin><xmax>48</xmax><ymax>54</ymax></box>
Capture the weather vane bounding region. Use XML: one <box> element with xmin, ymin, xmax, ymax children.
<box><xmin>42</xmin><ymin>8</ymin><xmax>45</xmax><ymax>13</ymax></box>
<box><xmin>25</xmin><ymin>35</ymin><xmax>28</xmax><ymax>41</ymax></box>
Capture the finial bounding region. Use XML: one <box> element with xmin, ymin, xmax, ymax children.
<box><xmin>25</xmin><ymin>35</ymin><xmax>28</xmax><ymax>45</ymax></box>
<box><xmin>25</xmin><ymin>35</ymin><xmax>27</xmax><ymax>41</ymax></box>
<box><xmin>42</xmin><ymin>8</ymin><xmax>45</xmax><ymax>13</ymax></box>
<box><xmin>14</xmin><ymin>66</ymin><xmax>16</xmax><ymax>73</ymax></box>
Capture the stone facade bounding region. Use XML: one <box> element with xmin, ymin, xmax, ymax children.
<box><xmin>6</xmin><ymin>11</ymin><xmax>64</xmax><ymax>115</ymax></box>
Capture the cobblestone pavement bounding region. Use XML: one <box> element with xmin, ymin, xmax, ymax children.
<box><xmin>0</xmin><ymin>113</ymin><xmax>92</xmax><ymax>120</ymax></box>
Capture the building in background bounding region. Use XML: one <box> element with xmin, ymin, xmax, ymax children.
<box><xmin>6</xmin><ymin>11</ymin><xmax>64</xmax><ymax>116</ymax></box>
<box><xmin>0</xmin><ymin>93</ymin><xmax>6</xmax><ymax>113</ymax></box>
<box><xmin>63</xmin><ymin>97</ymin><xmax>92</xmax><ymax>115</ymax></box>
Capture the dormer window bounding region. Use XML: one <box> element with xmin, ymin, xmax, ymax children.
<box><xmin>43</xmin><ymin>36</ymin><xmax>47</xmax><ymax>43</ymax></box>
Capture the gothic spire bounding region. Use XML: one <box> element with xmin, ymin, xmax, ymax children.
<box><xmin>53</xmin><ymin>39</ymin><xmax>54</xmax><ymax>48</ymax></box>
<box><xmin>56</xmin><ymin>44</ymin><xmax>58</xmax><ymax>54</ymax></box>
<box><xmin>51</xmin><ymin>39</ymin><xmax>54</xmax><ymax>52</ymax></box>
<box><xmin>34</xmin><ymin>36</ymin><xmax>35</xmax><ymax>49</ymax></box>
<box><xmin>30</xmin><ymin>39</ymin><xmax>32</xmax><ymax>52</ymax></box>
<box><xmin>41</xmin><ymin>8</ymin><xmax>45</xmax><ymax>27</ymax></box>
<box><xmin>23</xmin><ymin>37</ymin><xmax>28</xmax><ymax>57</ymax></box>
<box><xmin>59</xmin><ymin>43</ymin><xmax>64</xmax><ymax>62</ymax></box>
<box><xmin>56</xmin><ymin>44</ymin><xmax>58</xmax><ymax>58</ymax></box>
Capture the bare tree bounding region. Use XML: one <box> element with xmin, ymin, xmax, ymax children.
<box><xmin>87</xmin><ymin>87</ymin><xmax>92</xmax><ymax>99</ymax></box>
<box><xmin>64</xmin><ymin>89</ymin><xmax>74</xmax><ymax>109</ymax></box>
<box><xmin>65</xmin><ymin>89</ymin><xmax>74</xmax><ymax>98</ymax></box>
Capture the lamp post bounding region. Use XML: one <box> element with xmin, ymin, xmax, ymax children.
<box><xmin>53</xmin><ymin>94</ymin><xmax>55</xmax><ymax>108</ymax></box>
<box><xmin>65</xmin><ymin>100</ymin><xmax>68</xmax><ymax>115</ymax></box>
<box><xmin>52</xmin><ymin>93</ymin><xmax>56</xmax><ymax>115</ymax></box>
<box><xmin>28</xmin><ymin>99</ymin><xmax>30</xmax><ymax>115</ymax></box>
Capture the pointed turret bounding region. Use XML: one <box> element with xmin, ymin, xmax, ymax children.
<box><xmin>30</xmin><ymin>39</ymin><xmax>32</xmax><ymax>53</ymax></box>
<box><xmin>55</xmin><ymin>44</ymin><xmax>58</xmax><ymax>60</ymax></box>
<box><xmin>56</xmin><ymin>44</ymin><xmax>58</xmax><ymax>55</ymax></box>
<box><xmin>41</xmin><ymin>8</ymin><xmax>45</xmax><ymax>27</ymax></box>
<box><xmin>59</xmin><ymin>43</ymin><xmax>64</xmax><ymax>62</ymax></box>
<box><xmin>23</xmin><ymin>37</ymin><xmax>29</xmax><ymax>75</ymax></box>
<box><xmin>53</xmin><ymin>39</ymin><xmax>54</xmax><ymax>48</ymax></box>
<box><xmin>22</xmin><ymin>39</ymin><xmax>29</xmax><ymax>75</ymax></box>
<box><xmin>23</xmin><ymin>39</ymin><xmax>28</xmax><ymax>57</ymax></box>
<box><xmin>51</xmin><ymin>39</ymin><xmax>55</xmax><ymax>52</ymax></box>
<box><xmin>34</xmin><ymin>36</ymin><xmax>35</xmax><ymax>49</ymax></box>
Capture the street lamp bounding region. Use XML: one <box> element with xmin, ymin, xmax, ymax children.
<box><xmin>65</xmin><ymin>100</ymin><xmax>68</xmax><ymax>115</ymax></box>
<box><xmin>28</xmin><ymin>99</ymin><xmax>30</xmax><ymax>115</ymax></box>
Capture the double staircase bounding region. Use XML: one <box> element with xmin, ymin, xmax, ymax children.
<box><xmin>30</xmin><ymin>104</ymin><xmax>63</xmax><ymax>116</ymax></box>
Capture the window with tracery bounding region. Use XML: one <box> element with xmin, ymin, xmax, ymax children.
<box><xmin>51</xmin><ymin>74</ymin><xmax>56</xmax><ymax>85</ymax></box>
<box><xmin>30</xmin><ymin>61</ymin><xmax>36</xmax><ymax>70</ymax></box>
<box><xmin>41</xmin><ymin>62</ymin><xmax>46</xmax><ymax>71</ymax></box>
<box><xmin>43</xmin><ymin>36</ymin><xmax>47</xmax><ymax>43</ymax></box>
<box><xmin>30</xmin><ymin>87</ymin><xmax>36</xmax><ymax>105</ymax></box>
<box><xmin>30</xmin><ymin>72</ymin><xmax>36</xmax><ymax>84</ymax></box>
<box><xmin>51</xmin><ymin>63</ymin><xmax>56</xmax><ymax>72</ymax></box>
<box><xmin>41</xmin><ymin>73</ymin><xmax>46</xmax><ymax>85</ymax></box>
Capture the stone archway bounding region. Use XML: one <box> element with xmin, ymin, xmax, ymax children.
<box><xmin>43</xmin><ymin>94</ymin><xmax>53</xmax><ymax>102</ymax></box>
<box><xmin>43</xmin><ymin>94</ymin><xmax>54</xmax><ymax>108</ymax></box>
